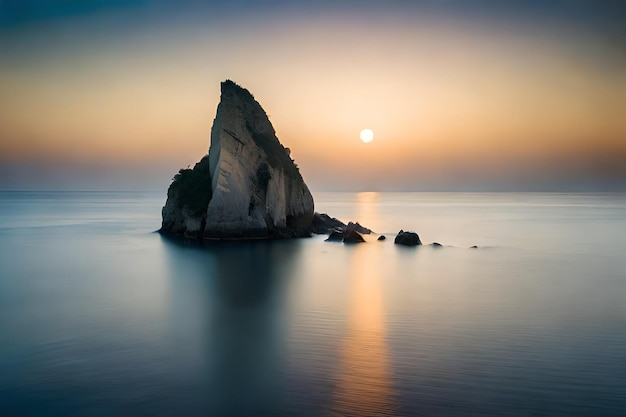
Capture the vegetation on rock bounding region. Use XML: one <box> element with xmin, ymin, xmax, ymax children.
<box><xmin>168</xmin><ymin>155</ymin><xmax>212</xmax><ymax>216</ymax></box>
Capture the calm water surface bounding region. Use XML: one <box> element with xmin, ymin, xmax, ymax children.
<box><xmin>1</xmin><ymin>191</ymin><xmax>625</xmax><ymax>416</ymax></box>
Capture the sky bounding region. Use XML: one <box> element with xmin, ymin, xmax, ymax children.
<box><xmin>1</xmin><ymin>0</ymin><xmax>625</xmax><ymax>191</ymax></box>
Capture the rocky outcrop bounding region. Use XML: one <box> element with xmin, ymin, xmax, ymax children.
<box><xmin>394</xmin><ymin>230</ymin><xmax>422</xmax><ymax>246</ymax></box>
<box><xmin>160</xmin><ymin>156</ymin><xmax>212</xmax><ymax>239</ymax></box>
<box><xmin>346</xmin><ymin>221</ymin><xmax>371</xmax><ymax>234</ymax></box>
<box><xmin>320</xmin><ymin>217</ymin><xmax>374</xmax><ymax>243</ymax></box>
<box><xmin>325</xmin><ymin>230</ymin><xmax>344</xmax><ymax>242</ymax></box>
<box><xmin>312</xmin><ymin>213</ymin><xmax>346</xmax><ymax>234</ymax></box>
<box><xmin>161</xmin><ymin>80</ymin><xmax>314</xmax><ymax>239</ymax></box>
<box><xmin>342</xmin><ymin>229</ymin><xmax>365</xmax><ymax>244</ymax></box>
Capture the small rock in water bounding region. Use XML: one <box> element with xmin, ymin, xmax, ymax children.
<box><xmin>470</xmin><ymin>245</ymin><xmax>478</xmax><ymax>249</ymax></box>
<box><xmin>342</xmin><ymin>229</ymin><xmax>365</xmax><ymax>244</ymax></box>
<box><xmin>432</xmin><ymin>242</ymin><xmax>443</xmax><ymax>247</ymax></box>
<box><xmin>346</xmin><ymin>221</ymin><xmax>372</xmax><ymax>234</ymax></box>
<box><xmin>377</xmin><ymin>235</ymin><xmax>386</xmax><ymax>241</ymax></box>
<box><xmin>325</xmin><ymin>230</ymin><xmax>344</xmax><ymax>242</ymax></box>
<box><xmin>312</xmin><ymin>213</ymin><xmax>347</xmax><ymax>234</ymax></box>
<box><xmin>394</xmin><ymin>230</ymin><xmax>422</xmax><ymax>246</ymax></box>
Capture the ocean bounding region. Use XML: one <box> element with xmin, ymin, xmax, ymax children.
<box><xmin>1</xmin><ymin>191</ymin><xmax>625</xmax><ymax>416</ymax></box>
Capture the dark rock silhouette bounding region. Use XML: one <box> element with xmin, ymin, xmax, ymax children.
<box><xmin>394</xmin><ymin>230</ymin><xmax>422</xmax><ymax>246</ymax></box>
<box><xmin>312</xmin><ymin>213</ymin><xmax>346</xmax><ymax>234</ymax></box>
<box><xmin>432</xmin><ymin>242</ymin><xmax>442</xmax><ymax>247</ymax></box>
<box><xmin>325</xmin><ymin>230</ymin><xmax>344</xmax><ymax>242</ymax></box>
<box><xmin>316</xmin><ymin>213</ymin><xmax>374</xmax><ymax>242</ymax></box>
<box><xmin>161</xmin><ymin>80</ymin><xmax>314</xmax><ymax>239</ymax></box>
<box><xmin>342</xmin><ymin>229</ymin><xmax>365</xmax><ymax>244</ymax></box>
<box><xmin>470</xmin><ymin>245</ymin><xmax>478</xmax><ymax>249</ymax></box>
<box><xmin>313</xmin><ymin>214</ymin><xmax>374</xmax><ymax>236</ymax></box>
<box><xmin>377</xmin><ymin>235</ymin><xmax>386</xmax><ymax>241</ymax></box>
<box><xmin>346</xmin><ymin>221</ymin><xmax>372</xmax><ymax>234</ymax></box>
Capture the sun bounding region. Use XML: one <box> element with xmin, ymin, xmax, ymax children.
<box><xmin>360</xmin><ymin>129</ymin><xmax>374</xmax><ymax>143</ymax></box>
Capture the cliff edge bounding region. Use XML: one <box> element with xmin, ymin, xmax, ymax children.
<box><xmin>160</xmin><ymin>80</ymin><xmax>314</xmax><ymax>239</ymax></box>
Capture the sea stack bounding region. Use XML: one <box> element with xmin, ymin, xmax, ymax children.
<box><xmin>160</xmin><ymin>80</ymin><xmax>314</xmax><ymax>239</ymax></box>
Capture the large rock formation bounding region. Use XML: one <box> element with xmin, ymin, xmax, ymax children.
<box><xmin>161</xmin><ymin>80</ymin><xmax>314</xmax><ymax>239</ymax></box>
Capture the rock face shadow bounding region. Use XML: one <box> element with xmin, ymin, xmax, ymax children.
<box><xmin>159</xmin><ymin>236</ymin><xmax>302</xmax><ymax>416</ymax></box>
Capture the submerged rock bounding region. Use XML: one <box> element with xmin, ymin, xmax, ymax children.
<box><xmin>342</xmin><ymin>229</ymin><xmax>365</xmax><ymax>244</ymax></box>
<box><xmin>377</xmin><ymin>235</ymin><xmax>386</xmax><ymax>241</ymax></box>
<box><xmin>432</xmin><ymin>242</ymin><xmax>443</xmax><ymax>247</ymax></box>
<box><xmin>161</xmin><ymin>80</ymin><xmax>314</xmax><ymax>239</ymax></box>
<box><xmin>394</xmin><ymin>230</ymin><xmax>422</xmax><ymax>246</ymax></box>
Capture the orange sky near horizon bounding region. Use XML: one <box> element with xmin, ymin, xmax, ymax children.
<box><xmin>1</xmin><ymin>8</ymin><xmax>624</xmax><ymax>190</ymax></box>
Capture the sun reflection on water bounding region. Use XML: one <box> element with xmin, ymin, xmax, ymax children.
<box><xmin>330</xmin><ymin>193</ymin><xmax>395</xmax><ymax>416</ymax></box>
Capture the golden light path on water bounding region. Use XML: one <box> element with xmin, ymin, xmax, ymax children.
<box><xmin>330</xmin><ymin>192</ymin><xmax>395</xmax><ymax>416</ymax></box>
